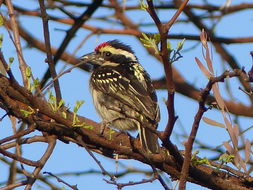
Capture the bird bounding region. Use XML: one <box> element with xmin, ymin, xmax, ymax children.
<box><xmin>80</xmin><ymin>40</ymin><xmax>160</xmax><ymax>153</ymax></box>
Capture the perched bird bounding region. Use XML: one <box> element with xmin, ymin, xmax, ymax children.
<box><xmin>80</xmin><ymin>40</ymin><xmax>160</xmax><ymax>153</ymax></box>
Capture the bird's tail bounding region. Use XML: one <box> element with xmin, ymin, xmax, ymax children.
<box><xmin>138</xmin><ymin>125</ymin><xmax>160</xmax><ymax>154</ymax></box>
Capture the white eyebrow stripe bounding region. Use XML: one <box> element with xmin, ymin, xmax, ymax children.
<box><xmin>100</xmin><ymin>46</ymin><xmax>137</xmax><ymax>61</ymax></box>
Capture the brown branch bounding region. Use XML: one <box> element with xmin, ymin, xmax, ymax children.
<box><xmin>0</xmin><ymin>147</ymin><xmax>40</xmax><ymax>167</ymax></box>
<box><xmin>0</xmin><ymin>126</ymin><xmax>35</xmax><ymax>145</ymax></box>
<box><xmin>38</xmin><ymin>0</ymin><xmax>62</xmax><ymax>102</ymax></box>
<box><xmin>179</xmin><ymin>70</ymin><xmax>247</xmax><ymax>189</ymax></box>
<box><xmin>5</xmin><ymin>0</ymin><xmax>29</xmax><ymax>87</ymax></box>
<box><xmin>3</xmin><ymin>17</ymin><xmax>90</xmax><ymax>73</ymax></box>
<box><xmin>1</xmin><ymin>136</ymin><xmax>47</xmax><ymax>150</ymax></box>
<box><xmin>104</xmin><ymin>176</ymin><xmax>157</xmax><ymax>190</ymax></box>
<box><xmin>0</xmin><ymin>180</ymin><xmax>28</xmax><ymax>190</ymax></box>
<box><xmin>43</xmin><ymin>172</ymin><xmax>78</xmax><ymax>190</ymax></box>
<box><xmin>3</xmin><ymin>9</ymin><xmax>253</xmax><ymax>119</ymax></box>
<box><xmin>174</xmin><ymin>0</ymin><xmax>253</xmax><ymax>102</ymax></box>
<box><xmin>40</xmin><ymin>0</ymin><xmax>103</xmax><ymax>88</ymax></box>
<box><xmin>24</xmin><ymin>135</ymin><xmax>57</xmax><ymax>190</ymax></box>
<box><xmin>10</xmin><ymin>6</ymin><xmax>253</xmax><ymax>45</ymax></box>
<box><xmin>38</xmin><ymin>1</ymin><xmax>253</xmax><ymax>14</ymax></box>
<box><xmin>153</xmin><ymin>77</ymin><xmax>253</xmax><ymax>117</ymax></box>
<box><xmin>165</xmin><ymin>0</ymin><xmax>189</xmax><ymax>31</ymax></box>
<box><xmin>0</xmin><ymin>71</ymin><xmax>252</xmax><ymax>189</ymax></box>
<box><xmin>76</xmin><ymin>136</ymin><xmax>115</xmax><ymax>181</ymax></box>
<box><xmin>146</xmin><ymin>0</ymin><xmax>188</xmax><ymax>142</ymax></box>
<box><xmin>0</xmin><ymin>155</ymin><xmax>63</xmax><ymax>190</ymax></box>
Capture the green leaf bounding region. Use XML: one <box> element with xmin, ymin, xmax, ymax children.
<box><xmin>140</xmin><ymin>33</ymin><xmax>159</xmax><ymax>54</ymax></box>
<box><xmin>62</xmin><ymin>111</ymin><xmax>67</xmax><ymax>119</ymax></box>
<box><xmin>167</xmin><ymin>40</ymin><xmax>172</xmax><ymax>51</ymax></box>
<box><xmin>48</xmin><ymin>91</ymin><xmax>65</xmax><ymax>111</ymax></box>
<box><xmin>20</xmin><ymin>106</ymin><xmax>34</xmax><ymax>117</ymax></box>
<box><xmin>0</xmin><ymin>15</ymin><xmax>3</xmax><ymax>26</ymax></box>
<box><xmin>30</xmin><ymin>78</ymin><xmax>40</xmax><ymax>92</ymax></box>
<box><xmin>109</xmin><ymin>128</ymin><xmax>116</xmax><ymax>140</ymax></box>
<box><xmin>140</xmin><ymin>0</ymin><xmax>148</xmax><ymax>10</ymax></box>
<box><xmin>177</xmin><ymin>38</ymin><xmax>185</xmax><ymax>51</ymax></box>
<box><xmin>219</xmin><ymin>153</ymin><xmax>234</xmax><ymax>164</ymax></box>
<box><xmin>73</xmin><ymin>100</ymin><xmax>85</xmax><ymax>113</ymax></box>
<box><xmin>153</xmin><ymin>33</ymin><xmax>160</xmax><ymax>43</ymax></box>
<box><xmin>25</xmin><ymin>66</ymin><xmax>31</xmax><ymax>78</ymax></box>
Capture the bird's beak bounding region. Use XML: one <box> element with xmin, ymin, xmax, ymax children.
<box><xmin>80</xmin><ymin>52</ymin><xmax>97</xmax><ymax>64</ymax></box>
<box><xmin>79</xmin><ymin>52</ymin><xmax>102</xmax><ymax>71</ymax></box>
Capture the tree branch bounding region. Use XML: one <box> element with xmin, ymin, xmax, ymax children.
<box><xmin>40</xmin><ymin>0</ymin><xmax>103</xmax><ymax>88</ymax></box>
<box><xmin>38</xmin><ymin>0</ymin><xmax>62</xmax><ymax>102</ymax></box>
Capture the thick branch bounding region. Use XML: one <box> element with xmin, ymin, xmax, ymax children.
<box><xmin>0</xmin><ymin>49</ymin><xmax>252</xmax><ymax>190</ymax></box>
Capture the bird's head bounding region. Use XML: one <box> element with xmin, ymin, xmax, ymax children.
<box><xmin>80</xmin><ymin>40</ymin><xmax>137</xmax><ymax>70</ymax></box>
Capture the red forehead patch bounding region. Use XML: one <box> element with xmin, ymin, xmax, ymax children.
<box><xmin>95</xmin><ymin>42</ymin><xmax>109</xmax><ymax>52</ymax></box>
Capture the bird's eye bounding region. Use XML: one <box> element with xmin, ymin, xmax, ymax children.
<box><xmin>105</xmin><ymin>52</ymin><xmax>111</xmax><ymax>57</ymax></box>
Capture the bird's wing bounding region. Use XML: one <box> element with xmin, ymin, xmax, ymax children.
<box><xmin>90</xmin><ymin>66</ymin><xmax>160</xmax><ymax>123</ymax></box>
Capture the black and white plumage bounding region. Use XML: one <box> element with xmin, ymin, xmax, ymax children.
<box><xmin>80</xmin><ymin>40</ymin><xmax>160</xmax><ymax>153</ymax></box>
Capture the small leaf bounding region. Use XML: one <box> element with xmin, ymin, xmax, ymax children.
<box><xmin>140</xmin><ymin>0</ymin><xmax>148</xmax><ymax>10</ymax></box>
<box><xmin>212</xmin><ymin>83</ymin><xmax>225</xmax><ymax>110</ymax></box>
<box><xmin>195</xmin><ymin>57</ymin><xmax>211</xmax><ymax>78</ymax></box>
<box><xmin>0</xmin><ymin>15</ymin><xmax>3</xmax><ymax>26</ymax></box>
<box><xmin>25</xmin><ymin>66</ymin><xmax>31</xmax><ymax>77</ymax></box>
<box><xmin>73</xmin><ymin>100</ymin><xmax>84</xmax><ymax>113</ymax></box>
<box><xmin>62</xmin><ymin>111</ymin><xmax>67</xmax><ymax>119</ymax></box>
<box><xmin>223</xmin><ymin>141</ymin><xmax>233</xmax><ymax>154</ymax></box>
<box><xmin>167</xmin><ymin>40</ymin><xmax>172</xmax><ymax>51</ymax></box>
<box><xmin>9</xmin><ymin>57</ymin><xmax>14</xmax><ymax>63</ymax></box>
<box><xmin>223</xmin><ymin>116</ymin><xmax>238</xmax><ymax>148</ymax></box>
<box><xmin>109</xmin><ymin>128</ymin><xmax>116</xmax><ymax>140</ymax></box>
<box><xmin>200</xmin><ymin>29</ymin><xmax>208</xmax><ymax>49</ymax></box>
<box><xmin>202</xmin><ymin>117</ymin><xmax>225</xmax><ymax>128</ymax></box>
<box><xmin>245</xmin><ymin>139</ymin><xmax>251</xmax><ymax>163</ymax></box>
<box><xmin>140</xmin><ymin>33</ymin><xmax>159</xmax><ymax>54</ymax></box>
<box><xmin>153</xmin><ymin>33</ymin><xmax>160</xmax><ymax>43</ymax></box>
<box><xmin>219</xmin><ymin>153</ymin><xmax>234</xmax><ymax>163</ymax></box>
<box><xmin>57</xmin><ymin>99</ymin><xmax>65</xmax><ymax>109</ymax></box>
<box><xmin>177</xmin><ymin>38</ymin><xmax>185</xmax><ymax>51</ymax></box>
<box><xmin>20</xmin><ymin>106</ymin><xmax>34</xmax><ymax>117</ymax></box>
<box><xmin>233</xmin><ymin>153</ymin><xmax>241</xmax><ymax>170</ymax></box>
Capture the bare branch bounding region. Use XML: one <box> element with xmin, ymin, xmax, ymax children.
<box><xmin>38</xmin><ymin>0</ymin><xmax>62</xmax><ymax>102</ymax></box>
<box><xmin>24</xmin><ymin>135</ymin><xmax>57</xmax><ymax>190</ymax></box>
<box><xmin>5</xmin><ymin>0</ymin><xmax>29</xmax><ymax>87</ymax></box>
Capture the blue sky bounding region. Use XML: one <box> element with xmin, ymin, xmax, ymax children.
<box><xmin>0</xmin><ymin>0</ymin><xmax>252</xmax><ymax>189</ymax></box>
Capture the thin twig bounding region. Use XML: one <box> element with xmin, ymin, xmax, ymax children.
<box><xmin>1</xmin><ymin>136</ymin><xmax>47</xmax><ymax>150</ymax></box>
<box><xmin>75</xmin><ymin>136</ymin><xmax>116</xmax><ymax>181</ymax></box>
<box><xmin>0</xmin><ymin>49</ymin><xmax>17</xmax><ymax>82</ymax></box>
<box><xmin>165</xmin><ymin>0</ymin><xmax>190</xmax><ymax>31</ymax></box>
<box><xmin>36</xmin><ymin>61</ymin><xmax>86</xmax><ymax>96</ymax></box>
<box><xmin>40</xmin><ymin>0</ymin><xmax>103</xmax><ymax>88</ymax></box>
<box><xmin>178</xmin><ymin>70</ymin><xmax>245</xmax><ymax>189</ymax></box>
<box><xmin>38</xmin><ymin>0</ymin><xmax>62</xmax><ymax>102</ymax></box>
<box><xmin>0</xmin><ymin>147</ymin><xmax>40</xmax><ymax>167</ymax></box>
<box><xmin>24</xmin><ymin>135</ymin><xmax>57</xmax><ymax>190</ymax></box>
<box><xmin>104</xmin><ymin>176</ymin><xmax>157</xmax><ymax>190</ymax></box>
<box><xmin>0</xmin><ymin>125</ymin><xmax>35</xmax><ymax>145</ymax></box>
<box><xmin>43</xmin><ymin>172</ymin><xmax>78</xmax><ymax>190</ymax></box>
<box><xmin>0</xmin><ymin>180</ymin><xmax>28</xmax><ymax>190</ymax></box>
<box><xmin>5</xmin><ymin>0</ymin><xmax>29</xmax><ymax>87</ymax></box>
<box><xmin>150</xmin><ymin>165</ymin><xmax>171</xmax><ymax>190</ymax></box>
<box><xmin>146</xmin><ymin>0</ymin><xmax>188</xmax><ymax>144</ymax></box>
